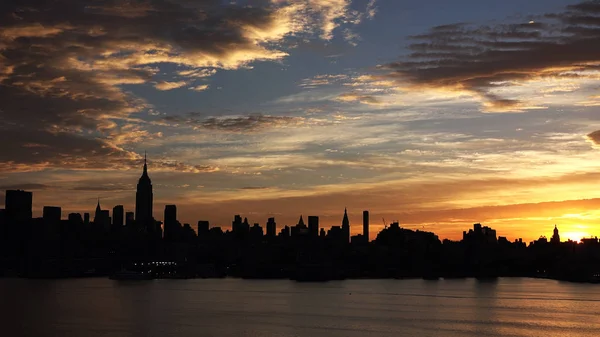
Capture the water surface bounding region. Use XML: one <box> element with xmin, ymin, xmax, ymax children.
<box><xmin>2</xmin><ymin>278</ymin><xmax>600</xmax><ymax>337</ymax></box>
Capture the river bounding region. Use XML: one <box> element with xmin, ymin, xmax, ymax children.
<box><xmin>2</xmin><ymin>277</ymin><xmax>599</xmax><ymax>336</ymax></box>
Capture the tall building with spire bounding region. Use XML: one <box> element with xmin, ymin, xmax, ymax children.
<box><xmin>551</xmin><ymin>225</ymin><xmax>560</xmax><ymax>244</ymax></box>
<box><xmin>94</xmin><ymin>199</ymin><xmax>102</xmax><ymax>224</ymax></box>
<box><xmin>93</xmin><ymin>199</ymin><xmax>109</xmax><ymax>230</ymax></box>
<box><xmin>135</xmin><ymin>153</ymin><xmax>153</xmax><ymax>227</ymax></box>
<box><xmin>342</xmin><ymin>208</ymin><xmax>350</xmax><ymax>243</ymax></box>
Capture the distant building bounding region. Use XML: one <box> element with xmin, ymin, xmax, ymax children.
<box><xmin>292</xmin><ymin>216</ymin><xmax>309</xmax><ymax>237</ymax></box>
<box><xmin>43</xmin><ymin>206</ymin><xmax>61</xmax><ymax>224</ymax></box>
<box><xmin>363</xmin><ymin>210</ymin><xmax>369</xmax><ymax>243</ymax></box>
<box><xmin>197</xmin><ymin>220</ymin><xmax>209</xmax><ymax>236</ymax></box>
<box><xmin>581</xmin><ymin>237</ymin><xmax>599</xmax><ymax>245</ymax></box>
<box><xmin>463</xmin><ymin>223</ymin><xmax>497</xmax><ymax>244</ymax></box>
<box><xmin>551</xmin><ymin>225</ymin><xmax>560</xmax><ymax>244</ymax></box>
<box><xmin>112</xmin><ymin>205</ymin><xmax>124</xmax><ymax>227</ymax></box>
<box><xmin>84</xmin><ymin>212</ymin><xmax>90</xmax><ymax>226</ymax></box>
<box><xmin>250</xmin><ymin>223</ymin><xmax>263</xmax><ymax>238</ymax></box>
<box><xmin>279</xmin><ymin>225</ymin><xmax>290</xmax><ymax>237</ymax></box>
<box><xmin>68</xmin><ymin>213</ymin><xmax>83</xmax><ymax>224</ymax></box>
<box><xmin>351</xmin><ymin>234</ymin><xmax>364</xmax><ymax>244</ymax></box>
<box><xmin>266</xmin><ymin>217</ymin><xmax>276</xmax><ymax>237</ymax></box>
<box><xmin>5</xmin><ymin>190</ymin><xmax>32</xmax><ymax>222</ymax></box>
<box><xmin>93</xmin><ymin>201</ymin><xmax>110</xmax><ymax>230</ymax></box>
<box><xmin>308</xmin><ymin>216</ymin><xmax>319</xmax><ymax>237</ymax></box>
<box><xmin>135</xmin><ymin>153</ymin><xmax>153</xmax><ymax>228</ymax></box>
<box><xmin>327</xmin><ymin>226</ymin><xmax>344</xmax><ymax>243</ymax></box>
<box><xmin>125</xmin><ymin>212</ymin><xmax>134</xmax><ymax>226</ymax></box>
<box><xmin>164</xmin><ymin>205</ymin><xmax>178</xmax><ymax>241</ymax></box>
<box><xmin>342</xmin><ymin>208</ymin><xmax>350</xmax><ymax>243</ymax></box>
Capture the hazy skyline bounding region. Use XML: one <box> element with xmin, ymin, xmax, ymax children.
<box><xmin>1</xmin><ymin>0</ymin><xmax>600</xmax><ymax>242</ymax></box>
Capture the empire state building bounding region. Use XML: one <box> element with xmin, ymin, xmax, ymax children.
<box><xmin>135</xmin><ymin>153</ymin><xmax>153</xmax><ymax>227</ymax></box>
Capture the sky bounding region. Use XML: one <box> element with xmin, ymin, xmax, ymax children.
<box><xmin>1</xmin><ymin>0</ymin><xmax>600</xmax><ymax>242</ymax></box>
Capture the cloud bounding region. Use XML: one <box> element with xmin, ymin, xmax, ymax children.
<box><xmin>300</xmin><ymin>74</ymin><xmax>349</xmax><ymax>88</ymax></box>
<box><xmin>0</xmin><ymin>183</ymin><xmax>50</xmax><ymax>191</ymax></box>
<box><xmin>154</xmin><ymin>81</ymin><xmax>188</xmax><ymax>91</ymax></box>
<box><xmin>189</xmin><ymin>84</ymin><xmax>210</xmax><ymax>92</ymax></box>
<box><xmin>162</xmin><ymin>113</ymin><xmax>306</xmax><ymax>132</ymax></box>
<box><xmin>380</xmin><ymin>1</ymin><xmax>600</xmax><ymax>112</ymax></box>
<box><xmin>587</xmin><ymin>130</ymin><xmax>600</xmax><ymax>147</ymax></box>
<box><xmin>0</xmin><ymin>0</ymin><xmax>374</xmax><ymax>172</ymax></box>
<box><xmin>335</xmin><ymin>92</ymin><xmax>385</xmax><ymax>105</ymax></box>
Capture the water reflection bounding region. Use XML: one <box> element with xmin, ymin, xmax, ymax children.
<box><xmin>2</xmin><ymin>278</ymin><xmax>600</xmax><ymax>337</ymax></box>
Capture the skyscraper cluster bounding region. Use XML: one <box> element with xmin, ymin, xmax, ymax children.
<box><xmin>1</xmin><ymin>155</ymin><xmax>600</xmax><ymax>283</ymax></box>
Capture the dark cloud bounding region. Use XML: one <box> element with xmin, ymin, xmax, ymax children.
<box><xmin>0</xmin><ymin>183</ymin><xmax>50</xmax><ymax>191</ymax></box>
<box><xmin>382</xmin><ymin>1</ymin><xmax>600</xmax><ymax>111</ymax></box>
<box><xmin>587</xmin><ymin>130</ymin><xmax>600</xmax><ymax>146</ymax></box>
<box><xmin>0</xmin><ymin>0</ymin><xmax>371</xmax><ymax>171</ymax></box>
<box><xmin>70</xmin><ymin>183</ymin><xmax>134</xmax><ymax>192</ymax></box>
<box><xmin>0</xmin><ymin>0</ymin><xmax>320</xmax><ymax>171</ymax></box>
<box><xmin>240</xmin><ymin>186</ymin><xmax>270</xmax><ymax>190</ymax></box>
<box><xmin>163</xmin><ymin>113</ymin><xmax>305</xmax><ymax>132</ymax></box>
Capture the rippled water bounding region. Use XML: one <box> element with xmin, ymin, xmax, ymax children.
<box><xmin>2</xmin><ymin>277</ymin><xmax>600</xmax><ymax>337</ymax></box>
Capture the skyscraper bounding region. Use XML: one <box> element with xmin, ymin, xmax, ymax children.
<box><xmin>135</xmin><ymin>153</ymin><xmax>153</xmax><ymax>228</ymax></box>
<box><xmin>112</xmin><ymin>205</ymin><xmax>124</xmax><ymax>227</ymax></box>
<box><xmin>94</xmin><ymin>200</ymin><xmax>109</xmax><ymax>230</ymax></box>
<box><xmin>164</xmin><ymin>204</ymin><xmax>177</xmax><ymax>241</ymax></box>
<box><xmin>5</xmin><ymin>190</ymin><xmax>32</xmax><ymax>222</ymax></box>
<box><xmin>125</xmin><ymin>212</ymin><xmax>134</xmax><ymax>226</ymax></box>
<box><xmin>197</xmin><ymin>220</ymin><xmax>210</xmax><ymax>236</ymax></box>
<box><xmin>94</xmin><ymin>199</ymin><xmax>102</xmax><ymax>224</ymax></box>
<box><xmin>43</xmin><ymin>206</ymin><xmax>61</xmax><ymax>224</ymax></box>
<box><xmin>363</xmin><ymin>210</ymin><xmax>369</xmax><ymax>243</ymax></box>
<box><xmin>308</xmin><ymin>216</ymin><xmax>319</xmax><ymax>237</ymax></box>
<box><xmin>266</xmin><ymin>217</ymin><xmax>276</xmax><ymax>237</ymax></box>
<box><xmin>551</xmin><ymin>225</ymin><xmax>560</xmax><ymax>244</ymax></box>
<box><xmin>342</xmin><ymin>208</ymin><xmax>350</xmax><ymax>243</ymax></box>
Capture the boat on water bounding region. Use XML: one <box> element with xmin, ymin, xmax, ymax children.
<box><xmin>110</xmin><ymin>270</ymin><xmax>154</xmax><ymax>280</ymax></box>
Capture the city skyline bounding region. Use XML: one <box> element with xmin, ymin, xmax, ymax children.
<box><xmin>1</xmin><ymin>0</ymin><xmax>600</xmax><ymax>242</ymax></box>
<box><xmin>2</xmin><ymin>156</ymin><xmax>594</xmax><ymax>243</ymax></box>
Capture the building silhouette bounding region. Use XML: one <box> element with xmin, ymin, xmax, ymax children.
<box><xmin>42</xmin><ymin>206</ymin><xmax>61</xmax><ymax>224</ymax></box>
<box><xmin>342</xmin><ymin>208</ymin><xmax>350</xmax><ymax>243</ymax></box>
<box><xmin>68</xmin><ymin>213</ymin><xmax>83</xmax><ymax>224</ymax></box>
<box><xmin>93</xmin><ymin>200</ymin><xmax>102</xmax><ymax>224</ymax></box>
<box><xmin>292</xmin><ymin>215</ymin><xmax>309</xmax><ymax>237</ymax></box>
<box><xmin>164</xmin><ymin>205</ymin><xmax>178</xmax><ymax>241</ymax></box>
<box><xmin>125</xmin><ymin>212</ymin><xmax>134</xmax><ymax>226</ymax></box>
<box><xmin>463</xmin><ymin>223</ymin><xmax>497</xmax><ymax>244</ymax></box>
<box><xmin>93</xmin><ymin>200</ymin><xmax>110</xmax><ymax>230</ymax></box>
<box><xmin>197</xmin><ymin>220</ymin><xmax>209</xmax><ymax>236</ymax></box>
<box><xmin>363</xmin><ymin>210</ymin><xmax>369</xmax><ymax>243</ymax></box>
<box><xmin>5</xmin><ymin>190</ymin><xmax>32</xmax><ymax>222</ymax></box>
<box><xmin>135</xmin><ymin>153</ymin><xmax>153</xmax><ymax>228</ymax></box>
<box><xmin>308</xmin><ymin>216</ymin><xmax>319</xmax><ymax>237</ymax></box>
<box><xmin>112</xmin><ymin>205</ymin><xmax>124</xmax><ymax>227</ymax></box>
<box><xmin>266</xmin><ymin>217</ymin><xmax>276</xmax><ymax>237</ymax></box>
<box><xmin>551</xmin><ymin>225</ymin><xmax>560</xmax><ymax>244</ymax></box>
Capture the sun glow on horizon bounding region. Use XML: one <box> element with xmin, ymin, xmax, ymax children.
<box><xmin>561</xmin><ymin>231</ymin><xmax>590</xmax><ymax>243</ymax></box>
